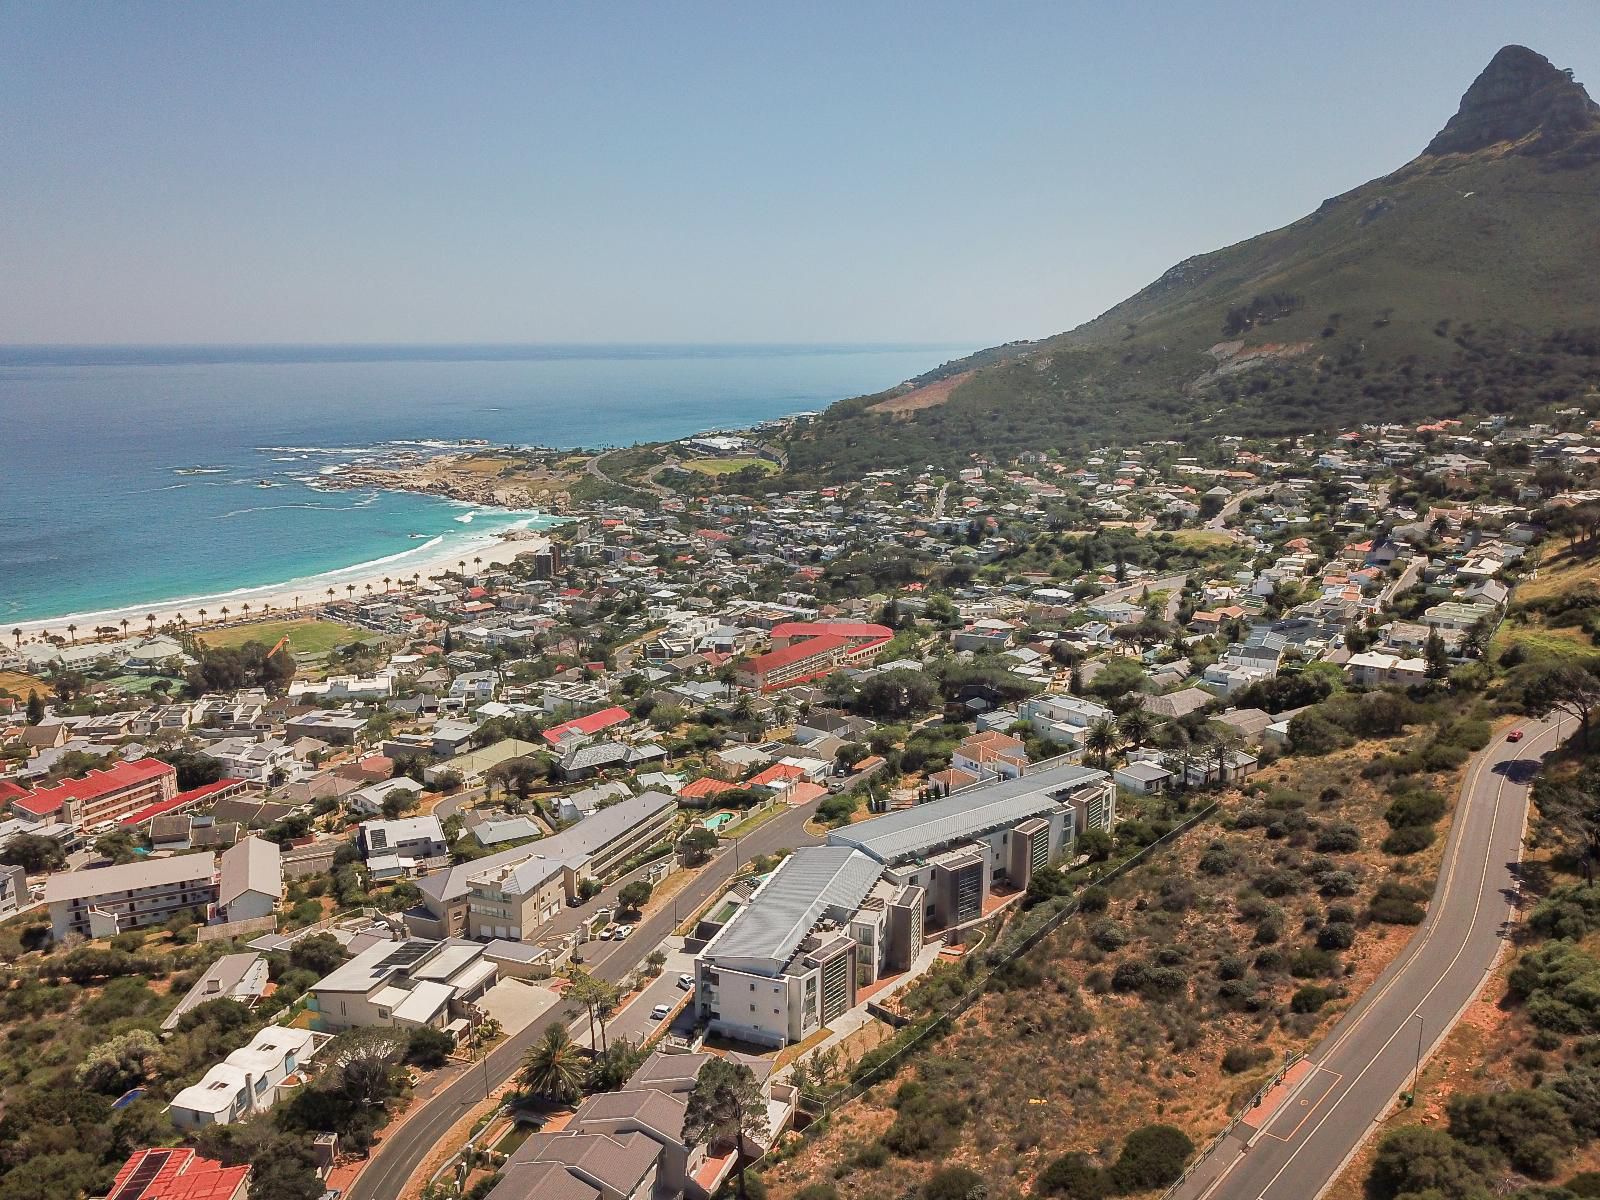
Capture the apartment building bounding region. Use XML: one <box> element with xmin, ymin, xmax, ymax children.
<box><xmin>9</xmin><ymin>757</ymin><xmax>177</xmax><ymax>828</ymax></box>
<box><xmin>0</xmin><ymin>863</ymin><xmax>26</xmax><ymax>920</ymax></box>
<box><xmin>1346</xmin><ymin>650</ymin><xmax>1429</xmax><ymax>687</ymax></box>
<box><xmin>45</xmin><ymin>854</ymin><xmax>219</xmax><ymax>941</ymax></box>
<box><xmin>694</xmin><ymin>845</ymin><xmax>886</xmax><ymax>1049</ymax></box>
<box><xmin>828</xmin><ymin>761</ymin><xmax>1115</xmax><ymax>931</ymax></box>
<box><xmin>406</xmin><ymin>790</ymin><xmax>677</xmax><ymax>940</ymax></box>
<box><xmin>464</xmin><ymin>853</ymin><xmax>573</xmax><ymax>941</ymax></box>
<box><xmin>734</xmin><ymin>621</ymin><xmax>893</xmax><ymax>691</ymax></box>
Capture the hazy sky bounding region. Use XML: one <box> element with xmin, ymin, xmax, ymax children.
<box><xmin>4</xmin><ymin>1</ymin><xmax>1598</xmax><ymax>345</ymax></box>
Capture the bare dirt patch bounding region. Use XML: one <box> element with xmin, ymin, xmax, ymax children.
<box><xmin>867</xmin><ymin>372</ymin><xmax>974</xmax><ymax>416</ymax></box>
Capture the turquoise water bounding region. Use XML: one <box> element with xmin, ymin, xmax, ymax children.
<box><xmin>0</xmin><ymin>344</ymin><xmax>964</xmax><ymax>623</ymax></box>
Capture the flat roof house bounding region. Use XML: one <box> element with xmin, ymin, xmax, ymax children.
<box><xmin>305</xmin><ymin>936</ymin><xmax>498</xmax><ymax>1033</ymax></box>
<box><xmin>45</xmin><ymin>854</ymin><xmax>219</xmax><ymax>942</ymax></box>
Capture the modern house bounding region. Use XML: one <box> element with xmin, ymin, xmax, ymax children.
<box><xmin>161</xmin><ymin>952</ymin><xmax>270</xmax><ymax>1031</ymax></box>
<box><xmin>1346</xmin><ymin>651</ymin><xmax>1428</xmax><ymax>687</ymax></box>
<box><xmin>305</xmin><ymin>937</ymin><xmax>498</xmax><ymax>1032</ymax></box>
<box><xmin>168</xmin><ymin>1025</ymin><xmax>327</xmax><ymax>1129</ymax></box>
<box><xmin>358</xmin><ymin>815</ymin><xmax>449</xmax><ymax>867</ymax></box>
<box><xmin>0</xmin><ymin>863</ymin><xmax>27</xmax><ymax>920</ymax></box>
<box><xmin>45</xmin><ymin>854</ymin><xmax>219</xmax><ymax>941</ymax></box>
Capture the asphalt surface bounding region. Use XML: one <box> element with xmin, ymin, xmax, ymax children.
<box><xmin>346</xmin><ymin>797</ymin><xmax>824</xmax><ymax>1200</ymax></box>
<box><xmin>1173</xmin><ymin>713</ymin><xmax>1563</xmax><ymax>1200</ymax></box>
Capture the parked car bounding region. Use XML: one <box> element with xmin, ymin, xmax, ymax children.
<box><xmin>614</xmin><ymin>924</ymin><xmax>633</xmax><ymax>941</ymax></box>
<box><xmin>650</xmin><ymin>1002</ymin><xmax>672</xmax><ymax>1021</ymax></box>
<box><xmin>677</xmin><ymin>973</ymin><xmax>694</xmax><ymax>990</ymax></box>
<box><xmin>599</xmin><ymin>924</ymin><xmax>617</xmax><ymax>940</ymax></box>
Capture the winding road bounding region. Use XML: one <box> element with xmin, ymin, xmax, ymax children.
<box><xmin>1171</xmin><ymin>713</ymin><xmax>1563</xmax><ymax>1200</ymax></box>
<box><xmin>346</xmin><ymin>797</ymin><xmax>825</xmax><ymax>1200</ymax></box>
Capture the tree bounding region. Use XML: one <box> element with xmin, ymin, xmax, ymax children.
<box><xmin>1425</xmin><ymin>629</ymin><xmax>1450</xmax><ymax>680</ymax></box>
<box><xmin>1117</xmin><ymin>703</ymin><xmax>1153</xmax><ymax>751</ymax></box>
<box><xmin>287</xmin><ymin>931</ymin><xmax>348</xmax><ymax>976</ymax></box>
<box><xmin>1084</xmin><ymin>718</ymin><xmax>1120</xmax><ymax>769</ymax></box>
<box><xmin>1077</xmin><ymin>828</ymin><xmax>1114</xmax><ymax>863</ymax></box>
<box><xmin>1535</xmin><ymin>761</ymin><xmax>1600</xmax><ymax>881</ymax></box>
<box><xmin>24</xmin><ymin>690</ymin><xmax>44</xmax><ymax>726</ymax></box>
<box><xmin>1367</xmin><ymin>1125</ymin><xmax>1494</xmax><ymax>1200</ymax></box>
<box><xmin>1108</xmin><ymin>1124</ymin><xmax>1194</xmax><ymax>1192</ymax></box>
<box><xmin>617</xmin><ymin>879</ymin><xmax>653</xmax><ymax>916</ymax></box>
<box><xmin>683</xmin><ymin>1058</ymin><xmax>771</xmax><ymax>1200</ymax></box>
<box><xmin>1522</xmin><ymin>662</ymin><xmax>1600</xmax><ymax>746</ymax></box>
<box><xmin>0</xmin><ymin>832</ymin><xmax>65</xmax><ymax>874</ymax></box>
<box><xmin>380</xmin><ymin>786</ymin><xmax>422</xmax><ymax>821</ymax></box>
<box><xmin>566</xmin><ymin>967</ymin><xmax>621</xmax><ymax>1052</ymax></box>
<box><xmin>923</xmin><ymin>1167</ymin><xmax>986</xmax><ymax>1200</ymax></box>
<box><xmin>324</xmin><ymin>1027</ymin><xmax>407</xmax><ymax>1107</ymax></box>
<box><xmin>94</xmin><ymin>829</ymin><xmax>142</xmax><ymax>865</ymax></box>
<box><xmin>519</xmin><ymin>1024</ymin><xmax>586</xmax><ymax>1103</ymax></box>
<box><xmin>680</xmin><ymin>827</ymin><xmax>719</xmax><ymax>865</ymax></box>
<box><xmin>405</xmin><ymin>1026</ymin><xmax>456</xmax><ymax>1070</ymax></box>
<box><xmin>76</xmin><ymin>1029</ymin><xmax>161</xmax><ymax>1094</ymax></box>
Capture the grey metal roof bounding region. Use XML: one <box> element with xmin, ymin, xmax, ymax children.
<box><xmin>705</xmin><ymin>845</ymin><xmax>882</xmax><ymax>971</ymax></box>
<box><xmin>828</xmin><ymin>762</ymin><xmax>1109</xmax><ymax>864</ymax></box>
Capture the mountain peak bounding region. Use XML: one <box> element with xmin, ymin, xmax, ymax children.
<box><xmin>1423</xmin><ymin>45</ymin><xmax>1600</xmax><ymax>161</ymax></box>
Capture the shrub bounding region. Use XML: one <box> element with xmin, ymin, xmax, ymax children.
<box><xmin>1108</xmin><ymin>1124</ymin><xmax>1194</xmax><ymax>1192</ymax></box>
<box><xmin>1367</xmin><ymin>1126</ymin><xmax>1495</xmax><ymax>1199</ymax></box>
<box><xmin>852</xmin><ymin>1142</ymin><xmax>889</xmax><ymax>1170</ymax></box>
<box><xmin>1036</xmin><ymin>1152</ymin><xmax>1108</xmax><ymax>1199</ymax></box>
<box><xmin>1079</xmin><ymin>886</ymin><xmax>1110</xmax><ymax>914</ymax></box>
<box><xmin>1447</xmin><ymin>1088</ymin><xmax>1575</xmax><ymax>1178</ymax></box>
<box><xmin>1090</xmin><ymin>921</ymin><xmax>1130</xmax><ymax>952</ymax></box>
<box><xmin>1291</xmin><ymin>985</ymin><xmax>1333</xmax><ymax>1014</ymax></box>
<box><xmin>1317</xmin><ymin>921</ymin><xmax>1357</xmax><ymax>950</ymax></box>
<box><xmin>1382</xmin><ymin>824</ymin><xmax>1436</xmax><ymax>856</ymax></box>
<box><xmin>797</xmin><ymin>1186</ymin><xmax>840</xmax><ymax>1200</ymax></box>
<box><xmin>1198</xmin><ymin>843</ymin><xmax>1238</xmax><ymax>876</ymax></box>
<box><xmin>1289</xmin><ymin>947</ymin><xmax>1338</xmax><ymax>978</ymax></box>
<box><xmin>1370</xmin><ymin>880</ymin><xmax>1429</xmax><ymax>924</ymax></box>
<box><xmin>1567</xmin><ymin>1172</ymin><xmax>1600</xmax><ymax>1197</ymax></box>
<box><xmin>1385</xmin><ymin>790</ymin><xmax>1447</xmax><ymax>829</ymax></box>
<box><xmin>883</xmin><ymin>1089</ymin><xmax>967</xmax><ymax>1157</ymax></box>
<box><xmin>1529</xmin><ymin>884</ymin><xmax>1600</xmax><ymax>940</ymax></box>
<box><xmin>1315</xmin><ymin>823</ymin><xmax>1361</xmax><ymax>853</ymax></box>
<box><xmin>1222</xmin><ymin>1045</ymin><xmax>1272</xmax><ymax>1074</ymax></box>
<box><xmin>923</xmin><ymin>1167</ymin><xmax>986</xmax><ymax>1200</ymax></box>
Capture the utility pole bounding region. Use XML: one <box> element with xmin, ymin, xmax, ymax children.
<box><xmin>1409</xmin><ymin>1012</ymin><xmax>1424</xmax><ymax>1103</ymax></box>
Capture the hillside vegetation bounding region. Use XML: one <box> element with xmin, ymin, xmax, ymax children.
<box><xmin>786</xmin><ymin>46</ymin><xmax>1600</xmax><ymax>476</ymax></box>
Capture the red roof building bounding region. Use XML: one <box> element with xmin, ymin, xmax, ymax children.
<box><xmin>106</xmin><ymin>1148</ymin><xmax>250</xmax><ymax>1200</ymax></box>
<box><xmin>119</xmin><ymin>778</ymin><xmax>251</xmax><ymax>828</ymax></box>
<box><xmin>679</xmin><ymin>777</ymin><xmax>738</xmax><ymax>804</ymax></box>
<box><xmin>543</xmin><ymin>705</ymin><xmax>632</xmax><ymax>747</ymax></box>
<box><xmin>735</xmin><ymin>622</ymin><xmax>894</xmax><ymax>692</ymax></box>
<box><xmin>10</xmin><ymin>758</ymin><xmax>177</xmax><ymax>826</ymax></box>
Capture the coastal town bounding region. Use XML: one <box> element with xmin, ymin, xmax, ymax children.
<box><xmin>1</xmin><ymin>409</ymin><xmax>1597</xmax><ymax>1200</ymax></box>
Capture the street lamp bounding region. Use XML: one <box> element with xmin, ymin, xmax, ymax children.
<box><xmin>1408</xmin><ymin>1013</ymin><xmax>1424</xmax><ymax>1104</ymax></box>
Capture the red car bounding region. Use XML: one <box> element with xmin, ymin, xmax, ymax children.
<box><xmin>1507</xmin><ymin>730</ymin><xmax>1524</xmax><ymax>743</ymax></box>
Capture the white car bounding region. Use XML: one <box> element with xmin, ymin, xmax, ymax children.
<box><xmin>598</xmin><ymin>925</ymin><xmax>616</xmax><ymax>940</ymax></box>
<box><xmin>677</xmin><ymin>973</ymin><xmax>694</xmax><ymax>990</ymax></box>
<box><xmin>650</xmin><ymin>1002</ymin><xmax>672</xmax><ymax>1021</ymax></box>
<box><xmin>613</xmin><ymin>924</ymin><xmax>633</xmax><ymax>941</ymax></box>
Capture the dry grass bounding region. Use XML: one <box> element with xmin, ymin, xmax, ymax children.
<box><xmin>1516</xmin><ymin>537</ymin><xmax>1600</xmax><ymax>604</ymax></box>
<box><xmin>0</xmin><ymin>671</ymin><xmax>49</xmax><ymax>700</ymax></box>
<box><xmin>867</xmin><ymin>371</ymin><xmax>974</xmax><ymax>415</ymax></box>
<box><xmin>765</xmin><ymin>738</ymin><xmax>1472</xmax><ymax>1200</ymax></box>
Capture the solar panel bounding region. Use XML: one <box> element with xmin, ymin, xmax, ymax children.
<box><xmin>376</xmin><ymin>941</ymin><xmax>431</xmax><ymax>971</ymax></box>
<box><xmin>110</xmin><ymin>1150</ymin><xmax>172</xmax><ymax>1200</ymax></box>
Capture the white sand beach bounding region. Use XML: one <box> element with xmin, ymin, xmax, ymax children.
<box><xmin>5</xmin><ymin>524</ymin><xmax>551</xmax><ymax>646</ymax></box>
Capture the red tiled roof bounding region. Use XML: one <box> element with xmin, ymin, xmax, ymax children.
<box><xmin>11</xmin><ymin>758</ymin><xmax>176</xmax><ymax>817</ymax></box>
<box><xmin>745</xmin><ymin>634</ymin><xmax>851</xmax><ymax>674</ymax></box>
<box><xmin>768</xmin><ymin>621</ymin><xmax>894</xmax><ymax>642</ymax></box>
<box><xmin>680</xmin><ymin>777</ymin><xmax>737</xmax><ymax>800</ymax></box>
<box><xmin>543</xmin><ymin>705</ymin><xmax>631</xmax><ymax>745</ymax></box>
<box><xmin>120</xmin><ymin>778</ymin><xmax>244</xmax><ymax>827</ymax></box>
<box><xmin>748</xmin><ymin>762</ymin><xmax>805</xmax><ymax>788</ymax></box>
<box><xmin>108</xmin><ymin>1149</ymin><xmax>249</xmax><ymax>1200</ymax></box>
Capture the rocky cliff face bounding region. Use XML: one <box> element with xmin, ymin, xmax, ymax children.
<box><xmin>1423</xmin><ymin>44</ymin><xmax>1600</xmax><ymax>164</ymax></box>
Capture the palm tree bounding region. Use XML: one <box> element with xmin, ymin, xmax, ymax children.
<box><xmin>293</xmin><ymin>594</ymin><xmax>301</xmax><ymax>612</ymax></box>
<box><xmin>382</xmin><ymin>575</ymin><xmax>391</xmax><ymax>593</ymax></box>
<box><xmin>458</xmin><ymin>559</ymin><xmax>467</xmax><ymax>579</ymax></box>
<box><xmin>326</xmin><ymin>587</ymin><xmax>335</xmax><ymax>604</ymax></box>
<box><xmin>119</xmin><ymin>618</ymin><xmax>130</xmax><ymax>639</ymax></box>
<box><xmin>346</xmin><ymin>584</ymin><xmax>355</xmax><ymax>600</ymax></box>
<box><xmin>67</xmin><ymin>623</ymin><xmax>77</xmax><ymax>644</ymax></box>
<box><xmin>519</xmin><ymin>1024</ymin><xmax>586</xmax><ymax>1103</ymax></box>
<box><xmin>10</xmin><ymin>628</ymin><xmax>20</xmax><ymax>650</ymax></box>
<box><xmin>241</xmin><ymin>602</ymin><xmax>251</xmax><ymax>620</ymax></box>
<box><xmin>1084</xmin><ymin>718</ymin><xmax>1120</xmax><ymax>769</ymax></box>
<box><xmin>1118</xmin><ymin>703</ymin><xmax>1153</xmax><ymax>751</ymax></box>
<box><xmin>364</xmin><ymin>583</ymin><xmax>373</xmax><ymax>598</ymax></box>
<box><xmin>197</xmin><ymin>608</ymin><xmax>208</xmax><ymax>626</ymax></box>
<box><xmin>146</xmin><ymin>614</ymin><xmax>156</xmax><ymax>634</ymax></box>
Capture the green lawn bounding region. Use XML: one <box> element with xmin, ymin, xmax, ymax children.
<box><xmin>198</xmin><ymin>619</ymin><xmax>371</xmax><ymax>656</ymax></box>
<box><xmin>1491</xmin><ymin>622</ymin><xmax>1595</xmax><ymax>665</ymax></box>
<box><xmin>684</xmin><ymin>456</ymin><xmax>777</xmax><ymax>476</ymax></box>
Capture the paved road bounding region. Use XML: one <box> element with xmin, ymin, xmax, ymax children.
<box><xmin>1206</xmin><ymin>485</ymin><xmax>1269</xmax><ymax>539</ymax></box>
<box><xmin>1173</xmin><ymin>713</ymin><xmax>1563</xmax><ymax>1200</ymax></box>
<box><xmin>347</xmin><ymin>798</ymin><xmax>824</xmax><ymax>1200</ymax></box>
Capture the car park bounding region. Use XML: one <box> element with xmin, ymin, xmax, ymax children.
<box><xmin>677</xmin><ymin>973</ymin><xmax>694</xmax><ymax>990</ymax></box>
<box><xmin>651</xmin><ymin>1003</ymin><xmax>672</xmax><ymax>1021</ymax></box>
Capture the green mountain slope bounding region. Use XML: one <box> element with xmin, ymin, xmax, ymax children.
<box><xmin>788</xmin><ymin>46</ymin><xmax>1600</xmax><ymax>476</ymax></box>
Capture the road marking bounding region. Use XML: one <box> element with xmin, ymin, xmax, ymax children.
<box><xmin>1248</xmin><ymin>717</ymin><xmax>1560</xmax><ymax>1200</ymax></box>
<box><xmin>1261</xmin><ymin>1069</ymin><xmax>1342</xmax><ymax>1142</ymax></box>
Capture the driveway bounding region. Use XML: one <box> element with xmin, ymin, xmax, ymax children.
<box><xmin>476</xmin><ymin>977</ymin><xmax>561</xmax><ymax>1036</ymax></box>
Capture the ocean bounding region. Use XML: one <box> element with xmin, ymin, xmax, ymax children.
<box><xmin>0</xmin><ymin>344</ymin><xmax>963</xmax><ymax>625</ymax></box>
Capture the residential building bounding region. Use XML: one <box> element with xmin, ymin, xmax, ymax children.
<box><xmin>406</xmin><ymin>790</ymin><xmax>678</xmax><ymax>940</ymax></box>
<box><xmin>104</xmin><ymin>1149</ymin><xmax>250</xmax><ymax>1200</ymax></box>
<box><xmin>305</xmin><ymin>937</ymin><xmax>498</xmax><ymax>1032</ymax></box>
<box><xmin>8</xmin><ymin>757</ymin><xmax>177</xmax><ymax>828</ymax></box>
<box><xmin>1346</xmin><ymin>651</ymin><xmax>1429</xmax><ymax>687</ymax></box>
<box><xmin>208</xmin><ymin>737</ymin><xmax>295</xmax><ymax>784</ymax></box>
<box><xmin>0</xmin><ymin>862</ymin><xmax>26</xmax><ymax>920</ymax></box>
<box><xmin>217</xmin><ymin>836</ymin><xmax>283</xmax><ymax>923</ymax></box>
<box><xmin>45</xmin><ymin>855</ymin><xmax>219</xmax><ymax>941</ymax></box>
<box><xmin>734</xmin><ymin>622</ymin><xmax>893</xmax><ymax>691</ymax></box>
<box><xmin>161</xmin><ymin>952</ymin><xmax>271</xmax><ymax>1031</ymax></box>
<box><xmin>168</xmin><ymin>1026</ymin><xmax>327</xmax><ymax>1129</ymax></box>
<box><xmin>359</xmin><ymin>815</ymin><xmax>448</xmax><ymax>866</ymax></box>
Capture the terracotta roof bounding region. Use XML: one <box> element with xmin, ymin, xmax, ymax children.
<box><xmin>12</xmin><ymin>757</ymin><xmax>175</xmax><ymax>817</ymax></box>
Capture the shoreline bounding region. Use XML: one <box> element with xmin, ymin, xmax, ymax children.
<box><xmin>5</xmin><ymin>512</ymin><xmax>561</xmax><ymax>643</ymax></box>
